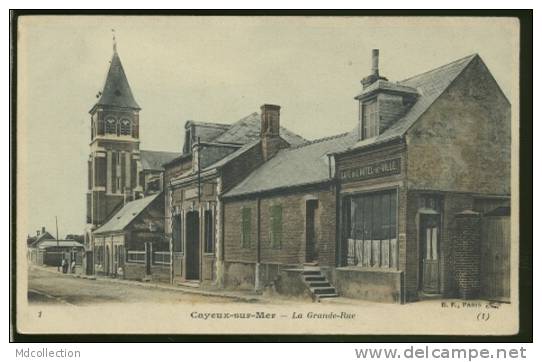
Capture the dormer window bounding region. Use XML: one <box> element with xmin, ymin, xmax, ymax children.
<box><xmin>120</xmin><ymin>119</ymin><xmax>131</xmax><ymax>135</ymax></box>
<box><xmin>362</xmin><ymin>100</ymin><xmax>379</xmax><ymax>139</ymax></box>
<box><xmin>105</xmin><ymin>118</ymin><xmax>117</xmax><ymax>134</ymax></box>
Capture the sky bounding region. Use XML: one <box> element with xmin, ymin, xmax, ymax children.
<box><xmin>16</xmin><ymin>16</ymin><xmax>519</xmax><ymax>237</ymax></box>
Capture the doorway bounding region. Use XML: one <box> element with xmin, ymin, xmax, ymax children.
<box><xmin>305</xmin><ymin>200</ymin><xmax>319</xmax><ymax>263</ymax></box>
<box><xmin>105</xmin><ymin>245</ymin><xmax>110</xmax><ymax>276</ymax></box>
<box><xmin>480</xmin><ymin>210</ymin><xmax>510</xmax><ymax>301</ymax></box>
<box><xmin>419</xmin><ymin>214</ymin><xmax>440</xmax><ymax>294</ymax></box>
<box><xmin>185</xmin><ymin>211</ymin><xmax>200</xmax><ymax>280</ymax></box>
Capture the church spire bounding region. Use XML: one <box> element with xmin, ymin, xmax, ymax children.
<box><xmin>112</xmin><ymin>28</ymin><xmax>117</xmax><ymax>53</ymax></box>
<box><xmin>90</xmin><ymin>33</ymin><xmax>140</xmax><ymax>113</ymax></box>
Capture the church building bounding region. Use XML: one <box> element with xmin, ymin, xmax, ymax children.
<box><xmin>85</xmin><ymin>41</ymin><xmax>179</xmax><ymax>278</ymax></box>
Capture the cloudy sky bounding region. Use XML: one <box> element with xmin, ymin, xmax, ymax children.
<box><xmin>17</xmin><ymin>16</ymin><xmax>519</xmax><ymax>237</ymax></box>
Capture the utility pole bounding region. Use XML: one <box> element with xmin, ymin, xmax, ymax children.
<box><xmin>55</xmin><ymin>216</ymin><xmax>60</xmax><ymax>272</ymax></box>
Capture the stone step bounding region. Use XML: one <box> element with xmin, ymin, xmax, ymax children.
<box><xmin>308</xmin><ymin>281</ymin><xmax>331</xmax><ymax>288</ymax></box>
<box><xmin>317</xmin><ymin>293</ymin><xmax>339</xmax><ymax>299</ymax></box>
<box><xmin>302</xmin><ymin>270</ymin><xmax>321</xmax><ymax>276</ymax></box>
<box><xmin>312</xmin><ymin>287</ymin><xmax>337</xmax><ymax>295</ymax></box>
<box><xmin>304</xmin><ymin>275</ymin><xmax>326</xmax><ymax>282</ymax></box>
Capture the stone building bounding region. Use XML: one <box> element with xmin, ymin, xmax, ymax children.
<box><xmin>163</xmin><ymin>108</ymin><xmax>305</xmax><ymax>287</ymax></box>
<box><xmin>85</xmin><ymin>42</ymin><xmax>179</xmax><ymax>277</ymax></box>
<box><xmin>220</xmin><ymin>50</ymin><xmax>511</xmax><ymax>303</ymax></box>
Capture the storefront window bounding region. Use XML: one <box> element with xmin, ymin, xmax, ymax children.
<box><xmin>347</xmin><ymin>190</ymin><xmax>397</xmax><ymax>268</ymax></box>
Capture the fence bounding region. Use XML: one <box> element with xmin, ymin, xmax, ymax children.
<box><xmin>126</xmin><ymin>250</ymin><xmax>146</xmax><ymax>264</ymax></box>
<box><xmin>153</xmin><ymin>251</ymin><xmax>171</xmax><ymax>265</ymax></box>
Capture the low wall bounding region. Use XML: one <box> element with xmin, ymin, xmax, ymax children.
<box><xmin>123</xmin><ymin>263</ymin><xmax>170</xmax><ymax>283</ymax></box>
<box><xmin>224</xmin><ymin>261</ymin><xmax>255</xmax><ymax>291</ymax></box>
<box><xmin>273</xmin><ymin>269</ymin><xmax>312</xmax><ymax>300</ymax></box>
<box><xmin>333</xmin><ymin>267</ymin><xmax>404</xmax><ymax>303</ymax></box>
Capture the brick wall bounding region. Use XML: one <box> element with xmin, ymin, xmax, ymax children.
<box><xmin>453</xmin><ymin>211</ymin><xmax>482</xmax><ymax>299</ymax></box>
<box><xmin>406</xmin><ymin>56</ymin><xmax>510</xmax><ymax>195</ymax></box>
<box><xmin>223</xmin><ymin>186</ymin><xmax>337</xmax><ymax>267</ymax></box>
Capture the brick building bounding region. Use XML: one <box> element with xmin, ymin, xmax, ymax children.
<box><xmin>85</xmin><ymin>42</ymin><xmax>179</xmax><ymax>278</ymax></box>
<box><xmin>163</xmin><ymin>109</ymin><xmax>306</xmax><ymax>287</ymax></box>
<box><xmin>332</xmin><ymin>50</ymin><xmax>511</xmax><ymax>302</ymax></box>
<box><xmin>219</xmin><ymin>50</ymin><xmax>510</xmax><ymax>303</ymax></box>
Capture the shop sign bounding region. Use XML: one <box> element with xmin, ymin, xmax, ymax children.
<box><xmin>340</xmin><ymin>158</ymin><xmax>401</xmax><ymax>181</ymax></box>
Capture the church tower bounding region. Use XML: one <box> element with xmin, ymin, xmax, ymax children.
<box><xmin>86</xmin><ymin>39</ymin><xmax>142</xmax><ymax>229</ymax></box>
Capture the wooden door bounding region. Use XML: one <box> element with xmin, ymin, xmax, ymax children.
<box><xmin>305</xmin><ymin>200</ymin><xmax>318</xmax><ymax>263</ymax></box>
<box><xmin>481</xmin><ymin>216</ymin><xmax>510</xmax><ymax>301</ymax></box>
<box><xmin>420</xmin><ymin>214</ymin><xmax>440</xmax><ymax>293</ymax></box>
<box><xmin>185</xmin><ymin>211</ymin><xmax>200</xmax><ymax>280</ymax></box>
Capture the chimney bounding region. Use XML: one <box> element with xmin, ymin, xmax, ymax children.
<box><xmin>361</xmin><ymin>49</ymin><xmax>387</xmax><ymax>89</ymax></box>
<box><xmin>42</xmin><ymin>226</ymin><xmax>46</xmax><ymax>234</ymax></box>
<box><xmin>36</xmin><ymin>230</ymin><xmax>40</xmax><ymax>236</ymax></box>
<box><xmin>371</xmin><ymin>49</ymin><xmax>379</xmax><ymax>77</ymax></box>
<box><xmin>260</xmin><ymin>104</ymin><xmax>285</xmax><ymax>161</ymax></box>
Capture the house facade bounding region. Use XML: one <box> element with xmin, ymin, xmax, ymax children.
<box><xmin>220</xmin><ymin>50</ymin><xmax>511</xmax><ymax>303</ymax></box>
<box><xmin>163</xmin><ymin>106</ymin><xmax>306</xmax><ymax>287</ymax></box>
<box><xmin>333</xmin><ymin>51</ymin><xmax>511</xmax><ymax>302</ymax></box>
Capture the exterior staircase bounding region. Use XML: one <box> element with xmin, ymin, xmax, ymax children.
<box><xmin>301</xmin><ymin>267</ymin><xmax>339</xmax><ymax>300</ymax></box>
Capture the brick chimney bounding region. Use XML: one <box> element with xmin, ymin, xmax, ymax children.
<box><xmin>260</xmin><ymin>104</ymin><xmax>286</xmax><ymax>161</ymax></box>
<box><xmin>361</xmin><ymin>49</ymin><xmax>387</xmax><ymax>89</ymax></box>
<box><xmin>42</xmin><ymin>226</ymin><xmax>46</xmax><ymax>234</ymax></box>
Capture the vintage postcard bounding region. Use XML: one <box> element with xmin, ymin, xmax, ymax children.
<box><xmin>15</xmin><ymin>15</ymin><xmax>520</xmax><ymax>336</ymax></box>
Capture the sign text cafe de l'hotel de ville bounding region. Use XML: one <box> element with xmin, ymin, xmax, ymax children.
<box><xmin>79</xmin><ymin>43</ymin><xmax>510</xmax><ymax>304</ymax></box>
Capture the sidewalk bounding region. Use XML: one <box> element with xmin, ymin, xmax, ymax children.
<box><xmin>30</xmin><ymin>264</ymin><xmax>266</xmax><ymax>303</ymax></box>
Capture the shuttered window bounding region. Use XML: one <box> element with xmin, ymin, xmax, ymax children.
<box><xmin>241</xmin><ymin>207</ymin><xmax>251</xmax><ymax>248</ymax></box>
<box><xmin>270</xmin><ymin>205</ymin><xmax>283</xmax><ymax>249</ymax></box>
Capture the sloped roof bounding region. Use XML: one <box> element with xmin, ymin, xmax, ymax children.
<box><xmin>94</xmin><ymin>193</ymin><xmax>160</xmax><ymax>234</ymax></box>
<box><xmin>38</xmin><ymin>240</ymin><xmax>84</xmax><ymax>249</ymax></box>
<box><xmin>29</xmin><ymin>231</ymin><xmax>55</xmax><ymax>247</ymax></box>
<box><xmin>92</xmin><ymin>51</ymin><xmax>140</xmax><ymax>111</ymax></box>
<box><xmin>224</xmin><ymin>132</ymin><xmax>358</xmax><ymax>197</ymax></box>
<box><xmin>202</xmin><ymin>140</ymin><xmax>260</xmax><ymax>172</ymax></box>
<box><xmin>213</xmin><ymin>112</ymin><xmax>306</xmax><ymax>146</ymax></box>
<box><xmin>140</xmin><ymin>150</ymin><xmax>181</xmax><ymax>171</ymax></box>
<box><xmin>186</xmin><ymin>121</ymin><xmax>232</xmax><ymax>143</ymax></box>
<box><xmin>348</xmin><ymin>53</ymin><xmax>478</xmax><ymax>151</ymax></box>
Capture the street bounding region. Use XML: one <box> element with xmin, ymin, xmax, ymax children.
<box><xmin>28</xmin><ymin>266</ymin><xmax>253</xmax><ymax>306</ymax></box>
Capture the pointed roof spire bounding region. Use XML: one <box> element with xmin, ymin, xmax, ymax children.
<box><xmin>90</xmin><ymin>33</ymin><xmax>140</xmax><ymax>113</ymax></box>
<box><xmin>112</xmin><ymin>28</ymin><xmax>117</xmax><ymax>53</ymax></box>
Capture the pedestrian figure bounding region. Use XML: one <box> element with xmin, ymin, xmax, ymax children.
<box><xmin>61</xmin><ymin>257</ymin><xmax>68</xmax><ymax>273</ymax></box>
<box><xmin>71</xmin><ymin>259</ymin><xmax>76</xmax><ymax>273</ymax></box>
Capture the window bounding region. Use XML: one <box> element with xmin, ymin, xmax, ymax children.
<box><xmin>241</xmin><ymin>207</ymin><xmax>251</xmax><ymax>248</ymax></box>
<box><xmin>270</xmin><ymin>205</ymin><xmax>283</xmax><ymax>249</ymax></box>
<box><xmin>105</xmin><ymin>118</ymin><xmax>117</xmax><ymax>134</ymax></box>
<box><xmin>204</xmin><ymin>209</ymin><xmax>214</xmax><ymax>253</ymax></box>
<box><xmin>120</xmin><ymin>119</ymin><xmax>131</xmax><ymax>135</ymax></box>
<box><xmin>172</xmin><ymin>214</ymin><xmax>182</xmax><ymax>252</ymax></box>
<box><xmin>362</xmin><ymin>100</ymin><xmax>378</xmax><ymax>139</ymax></box>
<box><xmin>347</xmin><ymin>190</ymin><xmax>397</xmax><ymax>268</ymax></box>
